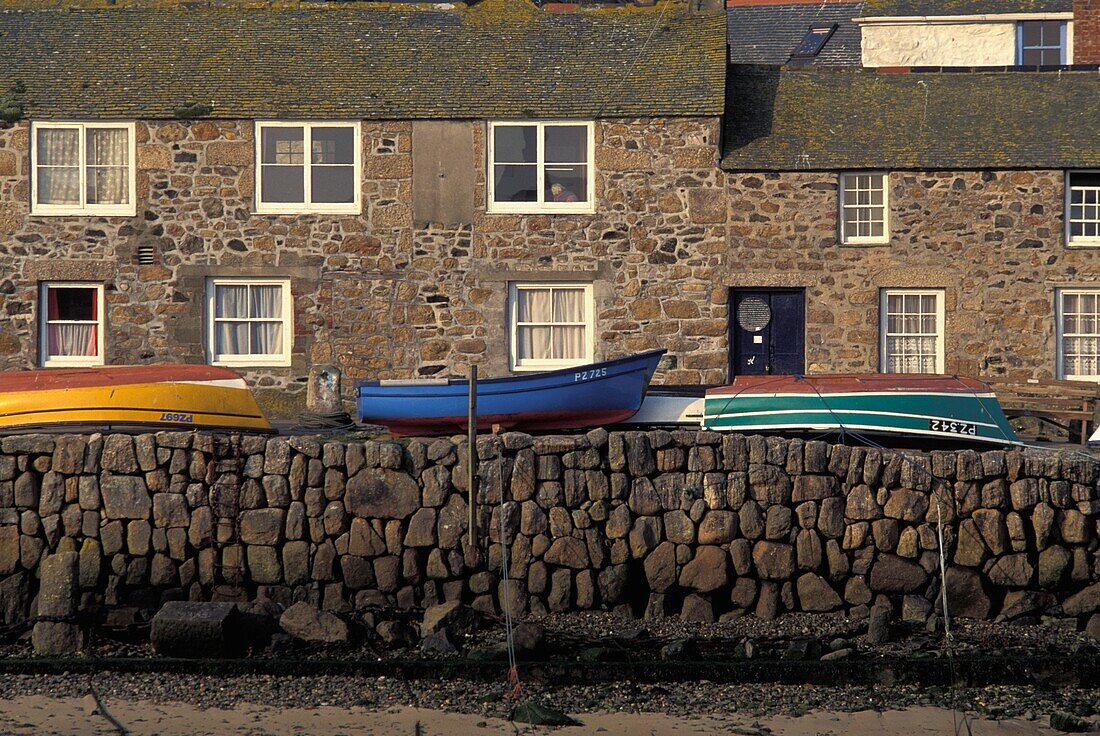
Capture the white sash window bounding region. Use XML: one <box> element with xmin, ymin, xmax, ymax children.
<box><xmin>32</xmin><ymin>122</ymin><xmax>136</xmax><ymax>216</ymax></box>
<box><xmin>39</xmin><ymin>282</ymin><xmax>105</xmax><ymax>367</ymax></box>
<box><xmin>206</xmin><ymin>279</ymin><xmax>292</xmax><ymax>366</ymax></box>
<box><xmin>880</xmin><ymin>289</ymin><xmax>944</xmax><ymax>374</ymax></box>
<box><xmin>509</xmin><ymin>283</ymin><xmax>594</xmax><ymax>371</ymax></box>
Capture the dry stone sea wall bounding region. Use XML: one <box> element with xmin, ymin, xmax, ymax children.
<box><xmin>2</xmin><ymin>429</ymin><xmax>1100</xmax><ymax>627</ymax></box>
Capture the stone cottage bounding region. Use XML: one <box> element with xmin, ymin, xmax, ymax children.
<box><xmin>722</xmin><ymin>0</ymin><xmax>1100</xmax><ymax>383</ymax></box>
<box><xmin>0</xmin><ymin>0</ymin><xmax>726</xmax><ymax>414</ymax></box>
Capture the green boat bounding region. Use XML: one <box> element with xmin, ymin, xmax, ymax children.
<box><xmin>703</xmin><ymin>374</ymin><xmax>1021</xmax><ymax>447</ymax></box>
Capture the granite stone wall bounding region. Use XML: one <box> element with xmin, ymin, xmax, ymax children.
<box><xmin>0</xmin><ymin>117</ymin><xmax>726</xmax><ymax>410</ymax></box>
<box><xmin>725</xmin><ymin>170</ymin><xmax>1097</xmax><ymax>380</ymax></box>
<box><xmin>4</xmin><ymin>430</ymin><xmax>1100</xmax><ymax>627</ymax></box>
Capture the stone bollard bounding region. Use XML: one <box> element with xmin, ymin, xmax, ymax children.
<box><xmin>307</xmin><ymin>366</ymin><xmax>343</xmax><ymax>415</ymax></box>
<box><xmin>33</xmin><ymin>552</ymin><xmax>81</xmax><ymax>655</ymax></box>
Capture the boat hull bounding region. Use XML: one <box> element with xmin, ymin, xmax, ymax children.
<box><xmin>0</xmin><ymin>365</ymin><xmax>274</xmax><ymax>434</ymax></box>
<box><xmin>704</xmin><ymin>374</ymin><xmax>1021</xmax><ymax>446</ymax></box>
<box><xmin>357</xmin><ymin>350</ymin><xmax>665</xmax><ymax>436</ymax></box>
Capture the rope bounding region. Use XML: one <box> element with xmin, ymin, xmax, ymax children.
<box><xmin>291</xmin><ymin>411</ymin><xmax>357</xmax><ymax>433</ymax></box>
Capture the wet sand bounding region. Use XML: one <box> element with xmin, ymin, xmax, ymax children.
<box><xmin>0</xmin><ymin>696</ymin><xmax>1065</xmax><ymax>735</ymax></box>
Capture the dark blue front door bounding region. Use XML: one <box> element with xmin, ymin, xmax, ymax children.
<box><xmin>731</xmin><ymin>289</ymin><xmax>805</xmax><ymax>377</ymax></box>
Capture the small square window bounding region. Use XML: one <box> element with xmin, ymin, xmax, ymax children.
<box><xmin>880</xmin><ymin>289</ymin><xmax>944</xmax><ymax>374</ymax></box>
<box><xmin>839</xmin><ymin>173</ymin><xmax>889</xmax><ymax>244</ymax></box>
<box><xmin>489</xmin><ymin>122</ymin><xmax>594</xmax><ymax>214</ymax></box>
<box><xmin>39</xmin><ymin>282</ymin><xmax>105</xmax><ymax>367</ymax></box>
<box><xmin>1017</xmin><ymin>21</ymin><xmax>1066</xmax><ymax>66</ymax></box>
<box><xmin>1067</xmin><ymin>171</ymin><xmax>1100</xmax><ymax>245</ymax></box>
<box><xmin>31</xmin><ymin>122</ymin><xmax>136</xmax><ymax>216</ymax></box>
<box><xmin>206</xmin><ymin>278</ymin><xmax>292</xmax><ymax>366</ymax></box>
<box><xmin>255</xmin><ymin>122</ymin><xmax>360</xmax><ymax>214</ymax></box>
<box><xmin>508</xmin><ymin>282</ymin><xmax>594</xmax><ymax>371</ymax></box>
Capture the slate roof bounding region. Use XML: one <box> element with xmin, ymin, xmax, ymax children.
<box><xmin>0</xmin><ymin>0</ymin><xmax>726</xmax><ymax>119</ymax></box>
<box><xmin>727</xmin><ymin>2</ymin><xmax>862</xmax><ymax>66</ymax></box>
<box><xmin>860</xmin><ymin>0</ymin><xmax>1071</xmax><ymax>16</ymax></box>
<box><xmin>720</xmin><ymin>66</ymin><xmax>1100</xmax><ymax>171</ymax></box>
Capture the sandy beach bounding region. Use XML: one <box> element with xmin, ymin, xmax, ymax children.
<box><xmin>0</xmin><ymin>696</ymin><xmax>1067</xmax><ymax>736</ymax></box>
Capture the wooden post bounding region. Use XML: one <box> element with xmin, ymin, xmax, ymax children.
<box><xmin>467</xmin><ymin>364</ymin><xmax>478</xmax><ymax>548</ymax></box>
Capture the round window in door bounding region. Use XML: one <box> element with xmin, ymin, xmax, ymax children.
<box><xmin>737</xmin><ymin>297</ymin><xmax>772</xmax><ymax>333</ymax></box>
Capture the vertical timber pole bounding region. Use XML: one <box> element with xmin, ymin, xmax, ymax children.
<box><xmin>468</xmin><ymin>364</ymin><xmax>478</xmax><ymax>548</ymax></box>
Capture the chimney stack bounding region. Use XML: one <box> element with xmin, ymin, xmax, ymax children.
<box><xmin>1075</xmin><ymin>0</ymin><xmax>1100</xmax><ymax>64</ymax></box>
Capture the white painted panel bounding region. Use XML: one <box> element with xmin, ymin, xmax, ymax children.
<box><xmin>861</xmin><ymin>22</ymin><xmax>1017</xmax><ymax>67</ymax></box>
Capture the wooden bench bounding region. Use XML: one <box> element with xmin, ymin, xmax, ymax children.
<box><xmin>980</xmin><ymin>377</ymin><xmax>1100</xmax><ymax>445</ymax></box>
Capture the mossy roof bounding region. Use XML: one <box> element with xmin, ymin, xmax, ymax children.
<box><xmin>860</xmin><ymin>0</ymin><xmax>1070</xmax><ymax>16</ymax></box>
<box><xmin>721</xmin><ymin>66</ymin><xmax>1100</xmax><ymax>171</ymax></box>
<box><xmin>0</xmin><ymin>0</ymin><xmax>726</xmax><ymax>119</ymax></box>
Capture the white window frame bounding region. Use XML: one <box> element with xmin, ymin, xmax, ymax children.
<box><xmin>487</xmin><ymin>121</ymin><xmax>596</xmax><ymax>215</ymax></box>
<box><xmin>508</xmin><ymin>282</ymin><xmax>595</xmax><ymax>372</ymax></box>
<box><xmin>879</xmin><ymin>288</ymin><xmax>945</xmax><ymax>374</ymax></box>
<box><xmin>1057</xmin><ymin>289</ymin><xmax>1100</xmax><ymax>381</ymax></box>
<box><xmin>38</xmin><ymin>282</ymin><xmax>105</xmax><ymax>368</ymax></box>
<box><xmin>1066</xmin><ymin>171</ymin><xmax>1100</xmax><ymax>247</ymax></box>
<box><xmin>839</xmin><ymin>172</ymin><xmax>889</xmax><ymax>245</ymax></box>
<box><xmin>254</xmin><ymin>121</ymin><xmax>362</xmax><ymax>215</ymax></box>
<box><xmin>205</xmin><ymin>278</ymin><xmax>293</xmax><ymax>367</ymax></box>
<box><xmin>30</xmin><ymin>121</ymin><xmax>137</xmax><ymax>217</ymax></box>
<box><xmin>1016</xmin><ymin>20</ymin><xmax>1068</xmax><ymax>65</ymax></box>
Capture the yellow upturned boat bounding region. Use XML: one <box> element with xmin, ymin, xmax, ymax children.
<box><xmin>0</xmin><ymin>365</ymin><xmax>273</xmax><ymax>434</ymax></box>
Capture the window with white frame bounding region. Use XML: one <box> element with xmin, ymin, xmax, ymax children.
<box><xmin>39</xmin><ymin>282</ymin><xmax>105</xmax><ymax>367</ymax></box>
<box><xmin>489</xmin><ymin>122</ymin><xmax>594</xmax><ymax>213</ymax></box>
<box><xmin>206</xmin><ymin>279</ymin><xmax>292</xmax><ymax>366</ymax></box>
<box><xmin>1017</xmin><ymin>21</ymin><xmax>1067</xmax><ymax>65</ymax></box>
<box><xmin>880</xmin><ymin>289</ymin><xmax>944</xmax><ymax>374</ymax></box>
<box><xmin>840</xmin><ymin>173</ymin><xmax>888</xmax><ymax>244</ymax></box>
<box><xmin>1058</xmin><ymin>290</ymin><xmax>1100</xmax><ymax>380</ymax></box>
<box><xmin>508</xmin><ymin>283</ymin><xmax>594</xmax><ymax>371</ymax></box>
<box><xmin>1067</xmin><ymin>172</ymin><xmax>1100</xmax><ymax>245</ymax></box>
<box><xmin>31</xmin><ymin>122</ymin><xmax>136</xmax><ymax>216</ymax></box>
<box><xmin>255</xmin><ymin>122</ymin><xmax>360</xmax><ymax>214</ymax></box>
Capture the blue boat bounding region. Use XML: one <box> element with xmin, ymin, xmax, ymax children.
<box><xmin>357</xmin><ymin>350</ymin><xmax>665</xmax><ymax>436</ymax></box>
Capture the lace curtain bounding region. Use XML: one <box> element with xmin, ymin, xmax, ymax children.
<box><xmin>37</xmin><ymin>126</ymin><xmax>128</xmax><ymax>206</ymax></box>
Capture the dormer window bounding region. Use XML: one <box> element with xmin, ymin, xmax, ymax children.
<box><xmin>1017</xmin><ymin>21</ymin><xmax>1067</xmax><ymax>66</ymax></box>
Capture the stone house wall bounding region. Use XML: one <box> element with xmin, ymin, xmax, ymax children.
<box><xmin>3</xmin><ymin>429</ymin><xmax>1100</xmax><ymax>626</ymax></box>
<box><xmin>725</xmin><ymin>169</ymin><xmax>1099</xmax><ymax>380</ymax></box>
<box><xmin>0</xmin><ymin>117</ymin><xmax>727</xmax><ymax>412</ymax></box>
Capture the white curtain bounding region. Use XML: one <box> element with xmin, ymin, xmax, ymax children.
<box><xmin>48</xmin><ymin>324</ymin><xmax>96</xmax><ymax>357</ymax></box>
<box><xmin>517</xmin><ymin>288</ymin><xmax>584</xmax><ymax>361</ymax></box>
<box><xmin>215</xmin><ymin>285</ymin><xmax>248</xmax><ymax>356</ymax></box>
<box><xmin>250</xmin><ymin>285</ymin><xmax>282</xmax><ymax>355</ymax></box>
<box><xmin>37</xmin><ymin>128</ymin><xmax>80</xmax><ymax>205</ymax></box>
<box><xmin>86</xmin><ymin>128</ymin><xmax>129</xmax><ymax>205</ymax></box>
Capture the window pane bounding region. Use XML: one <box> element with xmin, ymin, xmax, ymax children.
<box><xmin>551</xmin><ymin>288</ymin><xmax>584</xmax><ymax>322</ymax></box>
<box><xmin>311</xmin><ymin>127</ymin><xmax>354</xmax><ymax>165</ymax></box>
<box><xmin>552</xmin><ymin>326</ymin><xmax>585</xmax><ymax>359</ymax></box>
<box><xmin>38</xmin><ymin>166</ymin><xmax>80</xmax><ymax>205</ymax></box>
<box><xmin>493</xmin><ymin>126</ymin><xmax>536</xmax><ymax>164</ymax></box>
<box><xmin>47</xmin><ymin>324</ymin><xmax>97</xmax><ymax>357</ymax></box>
<box><xmin>249</xmin><ymin>285</ymin><xmax>282</xmax><ymax>319</ymax></box>
<box><xmin>517</xmin><ymin>325</ymin><xmax>551</xmax><ymax>361</ymax></box>
<box><xmin>493</xmin><ymin>165</ymin><xmax>537</xmax><ymax>203</ymax></box>
<box><xmin>544</xmin><ymin>126</ymin><xmax>586</xmax><ymax>163</ymax></box>
<box><xmin>1021</xmin><ymin>20</ymin><xmax>1041</xmax><ymax>46</ymax></box>
<box><xmin>261</xmin><ymin>165</ymin><xmax>305</xmax><ymax>203</ymax></box>
<box><xmin>86</xmin><ymin>128</ymin><xmax>127</xmax><ymax>166</ymax></box>
<box><xmin>250</xmin><ymin>323</ymin><xmax>283</xmax><ymax>355</ymax></box>
<box><xmin>261</xmin><ymin>127</ymin><xmax>304</xmax><ymax>165</ymax></box>
<box><xmin>37</xmin><ymin>128</ymin><xmax>79</xmax><ymax>166</ymax></box>
<box><xmin>216</xmin><ymin>322</ymin><xmax>248</xmax><ymax>356</ymax></box>
<box><xmin>87</xmin><ymin>166</ymin><xmax>129</xmax><ymax>205</ymax></box>
<box><xmin>49</xmin><ymin>287</ymin><xmax>96</xmax><ymax>321</ymax></box>
<box><xmin>545</xmin><ymin>165</ymin><xmax>587</xmax><ymax>204</ymax></box>
<box><xmin>311</xmin><ymin>166</ymin><xmax>354</xmax><ymax>204</ymax></box>
<box><xmin>215</xmin><ymin>285</ymin><xmax>249</xmax><ymax>319</ymax></box>
<box><xmin>517</xmin><ymin>288</ymin><xmax>551</xmax><ymax>322</ymax></box>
